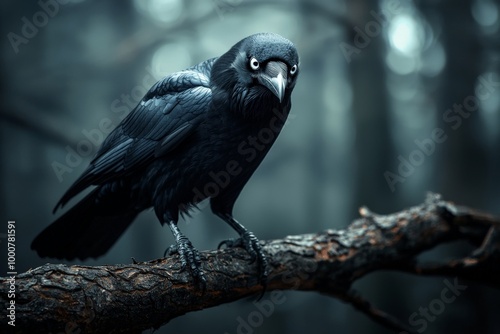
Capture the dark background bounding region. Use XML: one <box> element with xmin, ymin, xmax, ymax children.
<box><xmin>1</xmin><ymin>0</ymin><xmax>500</xmax><ymax>333</ymax></box>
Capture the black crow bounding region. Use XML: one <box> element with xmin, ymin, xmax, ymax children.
<box><xmin>32</xmin><ymin>32</ymin><xmax>300</xmax><ymax>286</ymax></box>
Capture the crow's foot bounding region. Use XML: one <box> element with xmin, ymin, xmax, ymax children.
<box><xmin>165</xmin><ymin>238</ymin><xmax>206</xmax><ymax>290</ymax></box>
<box><xmin>219</xmin><ymin>231</ymin><xmax>269</xmax><ymax>285</ymax></box>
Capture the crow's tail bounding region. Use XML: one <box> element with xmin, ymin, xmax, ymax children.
<box><xmin>31</xmin><ymin>189</ymin><xmax>139</xmax><ymax>260</ymax></box>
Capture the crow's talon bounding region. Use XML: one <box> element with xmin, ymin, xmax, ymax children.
<box><xmin>165</xmin><ymin>239</ymin><xmax>206</xmax><ymax>289</ymax></box>
<box><xmin>218</xmin><ymin>238</ymin><xmax>242</xmax><ymax>249</ymax></box>
<box><xmin>219</xmin><ymin>231</ymin><xmax>268</xmax><ymax>285</ymax></box>
<box><xmin>163</xmin><ymin>244</ymin><xmax>178</xmax><ymax>258</ymax></box>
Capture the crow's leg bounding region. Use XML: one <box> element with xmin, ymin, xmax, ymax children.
<box><xmin>164</xmin><ymin>220</ymin><xmax>206</xmax><ymax>289</ymax></box>
<box><xmin>216</xmin><ymin>213</ymin><xmax>269</xmax><ymax>285</ymax></box>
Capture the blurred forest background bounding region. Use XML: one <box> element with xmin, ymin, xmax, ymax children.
<box><xmin>1</xmin><ymin>0</ymin><xmax>500</xmax><ymax>333</ymax></box>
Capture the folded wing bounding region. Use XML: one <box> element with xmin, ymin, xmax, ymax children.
<box><xmin>54</xmin><ymin>68</ymin><xmax>213</xmax><ymax>212</ymax></box>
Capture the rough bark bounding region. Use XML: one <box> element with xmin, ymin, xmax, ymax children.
<box><xmin>2</xmin><ymin>193</ymin><xmax>499</xmax><ymax>333</ymax></box>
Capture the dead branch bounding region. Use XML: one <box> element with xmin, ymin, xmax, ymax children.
<box><xmin>1</xmin><ymin>193</ymin><xmax>499</xmax><ymax>333</ymax></box>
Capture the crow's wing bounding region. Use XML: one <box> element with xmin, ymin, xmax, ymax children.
<box><xmin>54</xmin><ymin>66</ymin><xmax>213</xmax><ymax>212</ymax></box>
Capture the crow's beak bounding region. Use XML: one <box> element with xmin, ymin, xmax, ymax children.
<box><xmin>258</xmin><ymin>61</ymin><xmax>288</xmax><ymax>103</ymax></box>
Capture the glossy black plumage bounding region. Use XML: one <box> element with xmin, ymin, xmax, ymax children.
<box><xmin>32</xmin><ymin>33</ymin><xmax>299</xmax><ymax>285</ymax></box>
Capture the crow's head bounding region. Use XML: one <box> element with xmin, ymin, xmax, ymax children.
<box><xmin>211</xmin><ymin>32</ymin><xmax>299</xmax><ymax>118</ymax></box>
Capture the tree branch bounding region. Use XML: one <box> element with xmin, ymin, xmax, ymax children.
<box><xmin>2</xmin><ymin>193</ymin><xmax>499</xmax><ymax>333</ymax></box>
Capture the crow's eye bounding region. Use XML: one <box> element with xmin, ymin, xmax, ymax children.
<box><xmin>290</xmin><ymin>64</ymin><xmax>298</xmax><ymax>75</ymax></box>
<box><xmin>249</xmin><ymin>57</ymin><xmax>260</xmax><ymax>71</ymax></box>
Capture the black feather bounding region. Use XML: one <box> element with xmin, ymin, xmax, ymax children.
<box><xmin>33</xmin><ymin>33</ymin><xmax>300</xmax><ymax>272</ymax></box>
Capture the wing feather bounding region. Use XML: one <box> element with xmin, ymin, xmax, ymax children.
<box><xmin>54</xmin><ymin>63</ymin><xmax>214</xmax><ymax>212</ymax></box>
